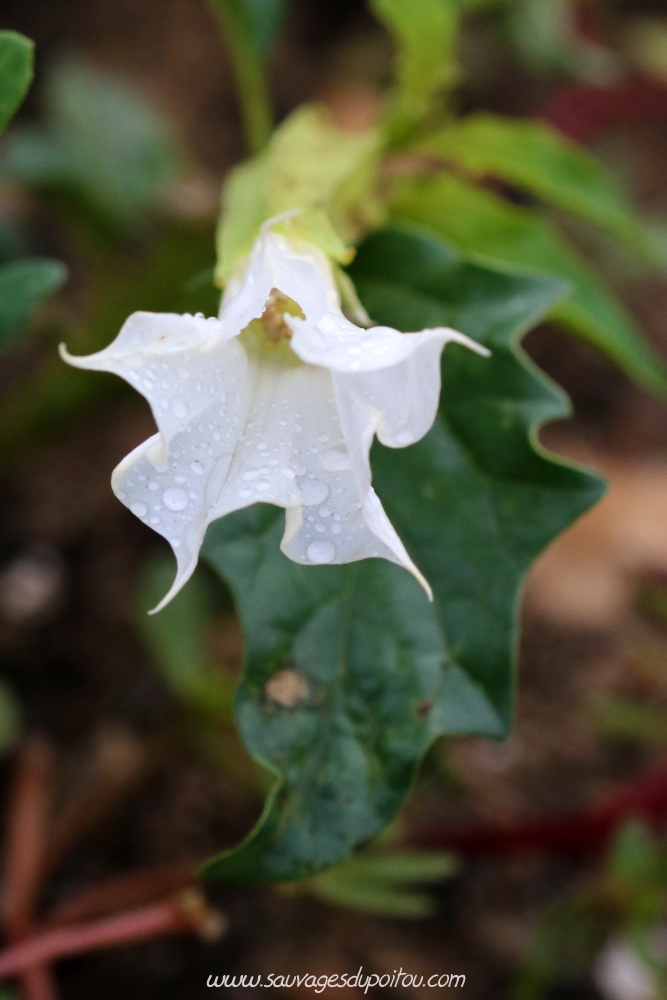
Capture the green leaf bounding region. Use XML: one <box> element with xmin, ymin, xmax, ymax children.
<box><xmin>390</xmin><ymin>172</ymin><xmax>667</xmax><ymax>395</ymax></box>
<box><xmin>215</xmin><ymin>105</ymin><xmax>379</xmax><ymax>283</ymax></box>
<box><xmin>419</xmin><ymin>114</ymin><xmax>659</xmax><ymax>261</ymax></box>
<box><xmin>0</xmin><ymin>31</ymin><xmax>33</xmax><ymax>135</ymax></box>
<box><xmin>137</xmin><ymin>557</ymin><xmax>234</xmax><ymax>716</ymax></box>
<box><xmin>2</xmin><ymin>58</ymin><xmax>181</xmax><ymax>227</ymax></box>
<box><xmin>199</xmin><ymin>227</ymin><xmax>602</xmax><ymax>883</ymax></box>
<box><xmin>310</xmin><ymin>851</ymin><xmax>457</xmax><ymax>918</ymax></box>
<box><xmin>0</xmin><ymin>258</ymin><xmax>67</xmax><ymax>347</ymax></box>
<box><xmin>370</xmin><ymin>0</ymin><xmax>458</xmax><ymax>147</ymax></box>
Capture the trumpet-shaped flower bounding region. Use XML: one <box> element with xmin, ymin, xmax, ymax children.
<box><xmin>61</xmin><ymin>221</ymin><xmax>489</xmax><ymax>611</ymax></box>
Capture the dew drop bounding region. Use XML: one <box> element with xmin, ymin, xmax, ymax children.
<box><xmin>307</xmin><ymin>539</ymin><xmax>336</xmax><ymax>564</ymax></box>
<box><xmin>280</xmin><ymin>468</ymin><xmax>295</xmax><ymax>479</ymax></box>
<box><xmin>177</xmin><ymin>366</ymin><xmax>189</xmax><ymax>379</ymax></box>
<box><xmin>299</xmin><ymin>479</ymin><xmax>329</xmax><ymax>506</ymax></box>
<box><xmin>172</xmin><ymin>399</ymin><xmax>188</xmax><ymax>419</ymax></box>
<box><xmin>162</xmin><ymin>487</ymin><xmax>189</xmax><ymax>512</ymax></box>
<box><xmin>319</xmin><ymin>506</ymin><xmax>331</xmax><ymax>518</ymax></box>
<box><xmin>294</xmin><ymin>463</ymin><xmax>307</xmax><ymax>477</ymax></box>
<box><xmin>148</xmin><ymin>482</ymin><xmax>159</xmax><ymax>491</ymax></box>
<box><xmin>315</xmin><ymin>523</ymin><xmax>326</xmax><ymax>533</ymax></box>
<box><xmin>239</xmin><ymin>489</ymin><xmax>252</xmax><ymax>498</ymax></box>
<box><xmin>190</xmin><ymin>460</ymin><xmax>205</xmax><ymax>475</ymax></box>
<box><xmin>257</xmin><ymin>480</ymin><xmax>271</xmax><ymax>491</ymax></box>
<box><xmin>130</xmin><ymin>501</ymin><xmax>148</xmax><ymax>517</ymax></box>
<box><xmin>331</xmin><ymin>523</ymin><xmax>342</xmax><ymax>535</ymax></box>
<box><xmin>242</xmin><ymin>470</ymin><xmax>260</xmax><ymax>481</ymax></box>
<box><xmin>150</xmin><ymin>516</ymin><xmax>160</xmax><ymax>525</ymax></box>
<box><xmin>320</xmin><ymin>448</ymin><xmax>351</xmax><ymax>472</ymax></box>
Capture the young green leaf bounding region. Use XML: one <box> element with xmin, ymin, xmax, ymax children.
<box><xmin>215</xmin><ymin>105</ymin><xmax>379</xmax><ymax>282</ymax></box>
<box><xmin>391</xmin><ymin>172</ymin><xmax>667</xmax><ymax>395</ymax></box>
<box><xmin>0</xmin><ymin>258</ymin><xmax>67</xmax><ymax>347</ymax></box>
<box><xmin>370</xmin><ymin>0</ymin><xmax>458</xmax><ymax>147</ymax></box>
<box><xmin>419</xmin><ymin>114</ymin><xmax>659</xmax><ymax>262</ymax></box>
<box><xmin>199</xmin><ymin>228</ymin><xmax>603</xmax><ymax>883</ymax></box>
<box><xmin>309</xmin><ymin>851</ymin><xmax>458</xmax><ymax>918</ymax></box>
<box><xmin>0</xmin><ymin>31</ymin><xmax>33</xmax><ymax>135</ymax></box>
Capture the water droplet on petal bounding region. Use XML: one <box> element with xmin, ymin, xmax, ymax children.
<box><xmin>280</xmin><ymin>468</ymin><xmax>295</xmax><ymax>479</ymax></box>
<box><xmin>320</xmin><ymin>448</ymin><xmax>351</xmax><ymax>472</ymax></box>
<box><xmin>331</xmin><ymin>523</ymin><xmax>342</xmax><ymax>535</ymax></box>
<box><xmin>294</xmin><ymin>463</ymin><xmax>307</xmax><ymax>477</ymax></box>
<box><xmin>396</xmin><ymin>429</ymin><xmax>414</xmax><ymax>445</ymax></box>
<box><xmin>243</xmin><ymin>470</ymin><xmax>259</xmax><ymax>481</ymax></box>
<box><xmin>190</xmin><ymin>460</ymin><xmax>205</xmax><ymax>475</ymax></box>
<box><xmin>307</xmin><ymin>540</ymin><xmax>336</xmax><ymax>564</ymax></box>
<box><xmin>239</xmin><ymin>489</ymin><xmax>252</xmax><ymax>499</ymax></box>
<box><xmin>319</xmin><ymin>506</ymin><xmax>331</xmax><ymax>518</ymax></box>
<box><xmin>130</xmin><ymin>502</ymin><xmax>148</xmax><ymax>517</ymax></box>
<box><xmin>148</xmin><ymin>482</ymin><xmax>159</xmax><ymax>491</ymax></box>
<box><xmin>257</xmin><ymin>480</ymin><xmax>271</xmax><ymax>491</ymax></box>
<box><xmin>172</xmin><ymin>399</ymin><xmax>188</xmax><ymax>419</ymax></box>
<box><xmin>299</xmin><ymin>480</ymin><xmax>329</xmax><ymax>506</ymax></box>
<box><xmin>162</xmin><ymin>488</ymin><xmax>189</xmax><ymax>511</ymax></box>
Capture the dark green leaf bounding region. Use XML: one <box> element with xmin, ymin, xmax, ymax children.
<box><xmin>419</xmin><ymin>114</ymin><xmax>658</xmax><ymax>261</ymax></box>
<box><xmin>0</xmin><ymin>258</ymin><xmax>67</xmax><ymax>347</ymax></box>
<box><xmin>391</xmin><ymin>172</ymin><xmax>667</xmax><ymax>395</ymax></box>
<box><xmin>0</xmin><ymin>31</ymin><xmax>33</xmax><ymax>135</ymax></box>
<box><xmin>199</xmin><ymin>227</ymin><xmax>602</xmax><ymax>883</ymax></box>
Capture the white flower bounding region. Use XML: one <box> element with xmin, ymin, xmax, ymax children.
<box><xmin>61</xmin><ymin>219</ymin><xmax>489</xmax><ymax>612</ymax></box>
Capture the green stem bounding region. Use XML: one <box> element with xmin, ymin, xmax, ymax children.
<box><xmin>208</xmin><ymin>0</ymin><xmax>273</xmax><ymax>156</ymax></box>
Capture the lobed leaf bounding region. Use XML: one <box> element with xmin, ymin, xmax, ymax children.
<box><xmin>419</xmin><ymin>113</ymin><xmax>659</xmax><ymax>262</ymax></box>
<box><xmin>390</xmin><ymin>171</ymin><xmax>667</xmax><ymax>395</ymax></box>
<box><xmin>0</xmin><ymin>31</ymin><xmax>33</xmax><ymax>135</ymax></box>
<box><xmin>199</xmin><ymin>226</ymin><xmax>603</xmax><ymax>882</ymax></box>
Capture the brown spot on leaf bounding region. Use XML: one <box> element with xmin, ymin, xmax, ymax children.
<box><xmin>265</xmin><ymin>669</ymin><xmax>309</xmax><ymax>708</ymax></box>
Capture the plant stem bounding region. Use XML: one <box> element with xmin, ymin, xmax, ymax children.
<box><xmin>208</xmin><ymin>0</ymin><xmax>273</xmax><ymax>156</ymax></box>
<box><xmin>0</xmin><ymin>893</ymin><xmax>226</xmax><ymax>980</ymax></box>
<box><xmin>1</xmin><ymin>738</ymin><xmax>60</xmax><ymax>1000</ymax></box>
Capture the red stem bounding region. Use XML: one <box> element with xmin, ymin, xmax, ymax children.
<box><xmin>411</xmin><ymin>759</ymin><xmax>667</xmax><ymax>856</ymax></box>
<box><xmin>0</xmin><ymin>900</ymin><xmax>192</xmax><ymax>980</ymax></box>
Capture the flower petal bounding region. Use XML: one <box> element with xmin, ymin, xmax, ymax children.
<box><xmin>202</xmin><ymin>331</ymin><xmax>424</xmax><ymax>580</ymax></box>
<box><xmin>289</xmin><ymin>307</ymin><xmax>489</xmax><ymax>374</ymax></box>
<box><xmin>62</xmin><ymin>311</ymin><xmax>254</xmax><ymax>610</ymax></box>
<box><xmin>220</xmin><ymin>226</ymin><xmax>334</xmax><ymax>336</ymax></box>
